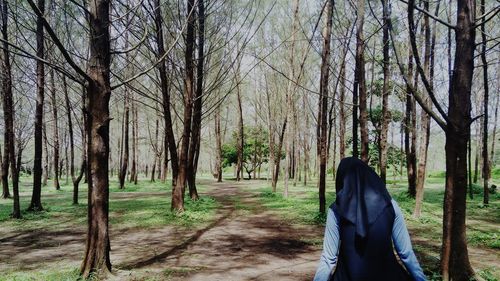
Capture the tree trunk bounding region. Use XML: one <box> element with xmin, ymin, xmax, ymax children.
<box><xmin>118</xmin><ymin>88</ymin><xmax>129</xmax><ymax>189</ymax></box>
<box><xmin>339</xmin><ymin>62</ymin><xmax>346</xmax><ymax>160</ymax></box>
<box><xmin>50</xmin><ymin>68</ymin><xmax>61</xmax><ymax>190</ymax></box>
<box><xmin>28</xmin><ymin>0</ymin><xmax>45</xmax><ymax>209</ymax></box>
<box><xmin>235</xmin><ymin>72</ymin><xmax>244</xmax><ymax>182</ymax></box>
<box><xmin>130</xmin><ymin>99</ymin><xmax>137</xmax><ymax>183</ymax></box>
<box><xmin>0</xmin><ymin>0</ymin><xmax>19</xmax><ymax>218</ymax></box>
<box><xmin>405</xmin><ymin>46</ymin><xmax>417</xmax><ymax>198</ymax></box>
<box><xmin>439</xmin><ymin>0</ymin><xmax>475</xmax><ymax>278</ymax></box>
<box><xmin>150</xmin><ymin>117</ymin><xmax>159</xmax><ymax>182</ymax></box>
<box><xmin>79</xmin><ymin>0</ymin><xmax>112</xmax><ymax>277</ymax></box>
<box><xmin>414</xmin><ymin>0</ymin><xmax>435</xmax><ymax>218</ymax></box>
<box><xmin>154</xmin><ymin>0</ymin><xmax>178</xmax><ymax>187</ymax></box>
<box><xmin>187</xmin><ymin>0</ymin><xmax>205</xmax><ymax>200</ymax></box>
<box><xmin>318</xmin><ymin>0</ymin><xmax>333</xmax><ymax>214</ymax></box>
<box><xmin>283</xmin><ymin>0</ymin><xmax>300</xmax><ymax>198</ymax></box>
<box><xmin>490</xmin><ymin>86</ymin><xmax>499</xmax><ymax>163</ymax></box>
<box><xmin>64</xmin><ymin>76</ymin><xmax>85</xmax><ymax>205</ymax></box>
<box><xmin>379</xmin><ymin>0</ymin><xmax>391</xmax><ymax>183</ymax></box>
<box><xmin>42</xmin><ymin>122</ymin><xmax>49</xmax><ymax>186</ymax></box>
<box><xmin>355</xmin><ymin>0</ymin><xmax>368</xmax><ymax>162</ymax></box>
<box><xmin>480</xmin><ymin>0</ymin><xmax>489</xmax><ymax>205</ymax></box>
<box><xmin>172</xmin><ymin>0</ymin><xmax>196</xmax><ymax>212</ymax></box>
<box><xmin>215</xmin><ymin>103</ymin><xmax>223</xmax><ymax>182</ymax></box>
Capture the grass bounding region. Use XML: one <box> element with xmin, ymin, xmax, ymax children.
<box><xmin>252</xmin><ymin>169</ymin><xmax>500</xmax><ymax>280</ymax></box>
<box><xmin>0</xmin><ymin>267</ymin><xmax>82</xmax><ymax>281</ymax></box>
<box><xmin>0</xmin><ymin>176</ymin><xmax>219</xmax><ymax>232</ymax></box>
<box><xmin>0</xmin><ymin>176</ymin><xmax>220</xmax><ymax>281</ymax></box>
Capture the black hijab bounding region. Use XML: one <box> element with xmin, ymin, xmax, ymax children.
<box><xmin>333</xmin><ymin>157</ymin><xmax>392</xmax><ymax>238</ymax></box>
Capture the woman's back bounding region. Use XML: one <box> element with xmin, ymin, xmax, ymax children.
<box><xmin>332</xmin><ymin>204</ymin><xmax>410</xmax><ymax>281</ymax></box>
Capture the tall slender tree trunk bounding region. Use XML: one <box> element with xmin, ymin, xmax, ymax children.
<box><xmin>1</xmin><ymin>142</ymin><xmax>8</xmax><ymax>198</ymax></box>
<box><xmin>187</xmin><ymin>0</ymin><xmax>205</xmax><ymax>200</ymax></box>
<box><xmin>150</xmin><ymin>117</ymin><xmax>159</xmax><ymax>182</ymax></box>
<box><xmin>130</xmin><ymin>99</ymin><xmax>137</xmax><ymax>183</ymax></box>
<box><xmin>172</xmin><ymin>0</ymin><xmax>196</xmax><ymax>212</ymax></box>
<box><xmin>490</xmin><ymin>86</ymin><xmax>499</xmax><ymax>162</ymax></box>
<box><xmin>405</xmin><ymin>46</ymin><xmax>417</xmax><ymax>197</ymax></box>
<box><xmin>79</xmin><ymin>0</ymin><xmax>112</xmax><ymax>277</ymax></box>
<box><xmin>339</xmin><ymin>62</ymin><xmax>346</xmax><ymax>160</ymax></box>
<box><xmin>50</xmin><ymin>69</ymin><xmax>61</xmax><ymax>190</ymax></box>
<box><xmin>153</xmin><ymin>0</ymin><xmax>178</xmax><ymax>187</ymax></box>
<box><xmin>28</xmin><ymin>0</ymin><xmax>45</xmax><ymax>209</ymax></box>
<box><xmin>379</xmin><ymin>0</ymin><xmax>391</xmax><ymax>183</ymax></box>
<box><xmin>283</xmin><ymin>0</ymin><xmax>300</xmax><ymax>198</ymax></box>
<box><xmin>0</xmin><ymin>144</ymin><xmax>7</xmax><ymax>198</ymax></box>
<box><xmin>413</xmin><ymin>0</ymin><xmax>433</xmax><ymax>218</ymax></box>
<box><xmin>118</xmin><ymin>90</ymin><xmax>129</xmax><ymax>189</ymax></box>
<box><xmin>439</xmin><ymin>0</ymin><xmax>475</xmax><ymax>278</ymax></box>
<box><xmin>215</xmin><ymin>103</ymin><xmax>223</xmax><ymax>182</ymax></box>
<box><xmin>354</xmin><ymin>0</ymin><xmax>368</xmax><ymax>162</ymax></box>
<box><xmin>480</xmin><ymin>0</ymin><xmax>489</xmax><ymax>205</ymax></box>
<box><xmin>64</xmin><ymin>77</ymin><xmax>85</xmax><ymax>205</ymax></box>
<box><xmin>318</xmin><ymin>0</ymin><xmax>333</xmax><ymax>214</ymax></box>
<box><xmin>42</xmin><ymin>123</ymin><xmax>49</xmax><ymax>186</ymax></box>
<box><xmin>235</xmin><ymin>73</ymin><xmax>244</xmax><ymax>182</ymax></box>
<box><xmin>0</xmin><ymin>0</ymin><xmax>19</xmax><ymax>218</ymax></box>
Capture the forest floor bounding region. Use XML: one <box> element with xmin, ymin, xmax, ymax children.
<box><xmin>0</xmin><ymin>176</ymin><xmax>499</xmax><ymax>280</ymax></box>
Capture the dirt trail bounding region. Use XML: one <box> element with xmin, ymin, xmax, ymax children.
<box><xmin>0</xmin><ymin>181</ymin><xmax>323</xmax><ymax>280</ymax></box>
<box><xmin>117</xmin><ymin>181</ymin><xmax>323</xmax><ymax>280</ymax></box>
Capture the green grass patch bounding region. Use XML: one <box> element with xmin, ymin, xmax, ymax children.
<box><xmin>0</xmin><ymin>267</ymin><xmax>81</xmax><ymax>281</ymax></box>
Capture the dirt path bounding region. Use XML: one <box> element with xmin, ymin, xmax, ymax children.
<box><xmin>116</xmin><ymin>181</ymin><xmax>323</xmax><ymax>280</ymax></box>
<box><xmin>0</xmin><ymin>180</ymin><xmax>323</xmax><ymax>280</ymax></box>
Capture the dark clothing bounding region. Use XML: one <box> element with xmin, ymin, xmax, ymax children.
<box><xmin>331</xmin><ymin>204</ymin><xmax>412</xmax><ymax>281</ymax></box>
<box><xmin>314</xmin><ymin>158</ymin><xmax>426</xmax><ymax>281</ymax></box>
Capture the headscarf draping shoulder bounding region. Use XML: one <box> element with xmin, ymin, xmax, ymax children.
<box><xmin>333</xmin><ymin>157</ymin><xmax>392</xmax><ymax>238</ymax></box>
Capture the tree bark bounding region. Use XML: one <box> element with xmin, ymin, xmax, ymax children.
<box><xmin>0</xmin><ymin>0</ymin><xmax>19</xmax><ymax>217</ymax></box>
<box><xmin>235</xmin><ymin>72</ymin><xmax>244</xmax><ymax>182</ymax></box>
<box><xmin>354</xmin><ymin>0</ymin><xmax>368</xmax><ymax>162</ymax></box>
<box><xmin>318</xmin><ymin>0</ymin><xmax>333</xmax><ymax>214</ymax></box>
<box><xmin>79</xmin><ymin>0</ymin><xmax>112</xmax><ymax>277</ymax></box>
<box><xmin>413</xmin><ymin>0</ymin><xmax>433</xmax><ymax>218</ymax></box>
<box><xmin>64</xmin><ymin>76</ymin><xmax>85</xmax><ymax>205</ymax></box>
<box><xmin>172</xmin><ymin>0</ymin><xmax>196</xmax><ymax>212</ymax></box>
<box><xmin>187</xmin><ymin>0</ymin><xmax>205</xmax><ymax>200</ymax></box>
<box><xmin>153</xmin><ymin>0</ymin><xmax>178</xmax><ymax>186</ymax></box>
<box><xmin>215</xmin><ymin>102</ymin><xmax>223</xmax><ymax>182</ymax></box>
<box><xmin>118</xmin><ymin>88</ymin><xmax>129</xmax><ymax>189</ymax></box>
<box><xmin>379</xmin><ymin>0</ymin><xmax>391</xmax><ymax>183</ymax></box>
<box><xmin>405</xmin><ymin>45</ymin><xmax>417</xmax><ymax>198</ymax></box>
<box><xmin>480</xmin><ymin>0</ymin><xmax>489</xmax><ymax>205</ymax></box>
<box><xmin>130</xmin><ymin>100</ymin><xmax>137</xmax><ymax>184</ymax></box>
<box><xmin>50</xmin><ymin>68</ymin><xmax>61</xmax><ymax>190</ymax></box>
<box><xmin>439</xmin><ymin>0</ymin><xmax>475</xmax><ymax>278</ymax></box>
<box><xmin>283</xmin><ymin>0</ymin><xmax>300</xmax><ymax>198</ymax></box>
<box><xmin>28</xmin><ymin>0</ymin><xmax>45</xmax><ymax>209</ymax></box>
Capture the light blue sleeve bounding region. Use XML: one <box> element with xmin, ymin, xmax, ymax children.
<box><xmin>391</xmin><ymin>199</ymin><xmax>427</xmax><ymax>281</ymax></box>
<box><xmin>313</xmin><ymin>207</ymin><xmax>340</xmax><ymax>281</ymax></box>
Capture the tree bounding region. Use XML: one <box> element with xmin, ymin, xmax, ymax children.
<box><xmin>221</xmin><ymin>126</ymin><xmax>269</xmax><ymax>180</ymax></box>
<box><xmin>49</xmin><ymin>68</ymin><xmax>61</xmax><ymax>190</ymax></box>
<box><xmin>187</xmin><ymin>0</ymin><xmax>206</xmax><ymax>200</ymax></box>
<box><xmin>317</xmin><ymin>0</ymin><xmax>333</xmax><ymax>214</ymax></box>
<box><xmin>28</xmin><ymin>0</ymin><xmax>45</xmax><ymax>210</ymax></box>
<box><xmin>171</xmin><ymin>0</ymin><xmax>197</xmax><ymax>212</ymax></box>
<box><xmin>0</xmin><ymin>0</ymin><xmax>20</xmax><ymax>218</ymax></box>
<box><xmin>396</xmin><ymin>0</ymin><xmax>478</xmax><ymax>278</ymax></box>
<box><xmin>379</xmin><ymin>0</ymin><xmax>391</xmax><ymax>183</ymax></box>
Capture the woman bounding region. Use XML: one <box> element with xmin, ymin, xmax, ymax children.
<box><xmin>313</xmin><ymin>157</ymin><xmax>426</xmax><ymax>281</ymax></box>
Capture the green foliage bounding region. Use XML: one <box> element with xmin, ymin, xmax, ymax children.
<box><xmin>221</xmin><ymin>125</ymin><xmax>270</xmax><ymax>178</ymax></box>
